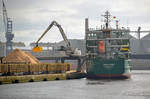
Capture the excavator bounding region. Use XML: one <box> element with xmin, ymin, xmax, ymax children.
<box><xmin>32</xmin><ymin>20</ymin><xmax>81</xmax><ymax>57</ymax></box>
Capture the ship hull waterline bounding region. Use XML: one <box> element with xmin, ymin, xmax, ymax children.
<box><xmin>86</xmin><ymin>73</ymin><xmax>131</xmax><ymax>79</ymax></box>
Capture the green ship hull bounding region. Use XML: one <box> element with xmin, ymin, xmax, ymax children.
<box><xmin>86</xmin><ymin>58</ymin><xmax>131</xmax><ymax>79</ymax></box>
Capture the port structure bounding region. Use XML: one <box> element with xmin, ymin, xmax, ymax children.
<box><xmin>130</xmin><ymin>27</ymin><xmax>150</xmax><ymax>40</ymax></box>
<box><xmin>2</xmin><ymin>0</ymin><xmax>14</xmax><ymax>56</ymax></box>
<box><xmin>33</xmin><ymin>21</ymin><xmax>74</xmax><ymax>56</ymax></box>
<box><xmin>33</xmin><ymin>20</ymin><xmax>84</xmax><ymax>72</ymax></box>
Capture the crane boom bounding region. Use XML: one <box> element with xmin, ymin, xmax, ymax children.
<box><xmin>54</xmin><ymin>21</ymin><xmax>71</xmax><ymax>51</ymax></box>
<box><xmin>34</xmin><ymin>21</ymin><xmax>72</xmax><ymax>53</ymax></box>
<box><xmin>2</xmin><ymin>0</ymin><xmax>8</xmax><ymax>33</ymax></box>
<box><xmin>36</xmin><ymin>21</ymin><xmax>55</xmax><ymax>44</ymax></box>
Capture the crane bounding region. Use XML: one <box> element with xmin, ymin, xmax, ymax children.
<box><xmin>2</xmin><ymin>0</ymin><xmax>14</xmax><ymax>56</ymax></box>
<box><xmin>32</xmin><ymin>20</ymin><xmax>81</xmax><ymax>56</ymax></box>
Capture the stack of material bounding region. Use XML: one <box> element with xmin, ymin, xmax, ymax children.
<box><xmin>2</xmin><ymin>49</ymin><xmax>40</xmax><ymax>64</ymax></box>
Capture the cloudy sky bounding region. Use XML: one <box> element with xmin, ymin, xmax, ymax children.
<box><xmin>0</xmin><ymin>0</ymin><xmax>150</xmax><ymax>45</ymax></box>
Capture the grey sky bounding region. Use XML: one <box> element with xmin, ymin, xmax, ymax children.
<box><xmin>0</xmin><ymin>0</ymin><xmax>150</xmax><ymax>45</ymax></box>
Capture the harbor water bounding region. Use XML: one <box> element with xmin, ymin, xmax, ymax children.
<box><xmin>0</xmin><ymin>70</ymin><xmax>150</xmax><ymax>99</ymax></box>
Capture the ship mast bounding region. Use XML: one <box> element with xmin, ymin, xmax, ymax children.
<box><xmin>102</xmin><ymin>11</ymin><xmax>111</xmax><ymax>29</ymax></box>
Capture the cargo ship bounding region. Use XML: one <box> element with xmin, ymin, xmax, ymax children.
<box><xmin>85</xmin><ymin>11</ymin><xmax>131</xmax><ymax>79</ymax></box>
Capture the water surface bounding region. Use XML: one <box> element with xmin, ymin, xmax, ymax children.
<box><xmin>0</xmin><ymin>70</ymin><xmax>150</xmax><ymax>99</ymax></box>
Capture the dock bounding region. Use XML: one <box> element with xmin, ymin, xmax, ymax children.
<box><xmin>0</xmin><ymin>71</ymin><xmax>86</xmax><ymax>85</ymax></box>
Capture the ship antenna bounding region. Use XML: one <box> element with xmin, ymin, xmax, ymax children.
<box><xmin>102</xmin><ymin>11</ymin><xmax>111</xmax><ymax>29</ymax></box>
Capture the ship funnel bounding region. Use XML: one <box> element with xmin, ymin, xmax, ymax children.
<box><xmin>85</xmin><ymin>18</ymin><xmax>89</xmax><ymax>31</ymax></box>
<box><xmin>85</xmin><ymin>18</ymin><xmax>89</xmax><ymax>39</ymax></box>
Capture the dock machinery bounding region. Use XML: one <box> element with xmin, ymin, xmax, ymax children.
<box><xmin>32</xmin><ymin>20</ymin><xmax>83</xmax><ymax>72</ymax></box>
<box><xmin>32</xmin><ymin>20</ymin><xmax>81</xmax><ymax>56</ymax></box>
<box><xmin>2</xmin><ymin>0</ymin><xmax>14</xmax><ymax>56</ymax></box>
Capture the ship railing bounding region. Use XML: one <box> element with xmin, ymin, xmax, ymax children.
<box><xmin>105</xmin><ymin>38</ymin><xmax>129</xmax><ymax>40</ymax></box>
<box><xmin>88</xmin><ymin>28</ymin><xmax>130</xmax><ymax>32</ymax></box>
<box><xmin>107</xmin><ymin>45</ymin><xmax>129</xmax><ymax>48</ymax></box>
<box><xmin>86</xmin><ymin>38</ymin><xmax>129</xmax><ymax>40</ymax></box>
<box><xmin>89</xmin><ymin>28</ymin><xmax>102</xmax><ymax>31</ymax></box>
<box><xmin>86</xmin><ymin>45</ymin><xmax>97</xmax><ymax>48</ymax></box>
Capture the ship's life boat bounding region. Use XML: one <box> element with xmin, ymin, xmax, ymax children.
<box><xmin>98</xmin><ymin>41</ymin><xmax>105</xmax><ymax>54</ymax></box>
